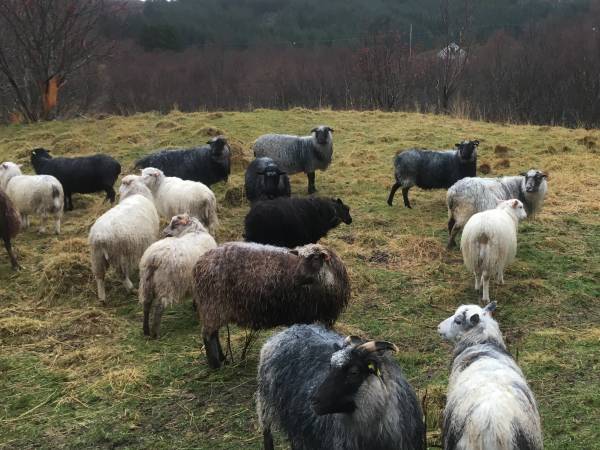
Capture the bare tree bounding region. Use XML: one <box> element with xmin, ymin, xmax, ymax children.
<box><xmin>436</xmin><ymin>0</ymin><xmax>473</xmax><ymax>111</ymax></box>
<box><xmin>0</xmin><ymin>0</ymin><xmax>111</xmax><ymax>121</ymax></box>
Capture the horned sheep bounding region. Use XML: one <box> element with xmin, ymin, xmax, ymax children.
<box><xmin>387</xmin><ymin>140</ymin><xmax>479</xmax><ymax>208</ymax></box>
<box><xmin>0</xmin><ymin>161</ymin><xmax>63</xmax><ymax>234</ymax></box>
<box><xmin>438</xmin><ymin>302</ymin><xmax>543</xmax><ymax>450</ymax></box>
<box><xmin>447</xmin><ymin>169</ymin><xmax>548</xmax><ymax>248</ymax></box>
<box><xmin>139</xmin><ymin>214</ymin><xmax>217</xmax><ymax>339</ymax></box>
<box><xmin>257</xmin><ymin>324</ymin><xmax>426</xmax><ymax>450</ymax></box>
<box><xmin>140</xmin><ymin>167</ymin><xmax>219</xmax><ymax>236</ymax></box>
<box><xmin>253</xmin><ymin>125</ymin><xmax>334</xmax><ymax>194</ymax></box>
<box><xmin>192</xmin><ymin>242</ymin><xmax>350</xmax><ymax>368</ymax></box>
<box><xmin>88</xmin><ymin>175</ymin><xmax>159</xmax><ymax>303</ymax></box>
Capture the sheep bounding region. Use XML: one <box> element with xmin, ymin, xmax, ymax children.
<box><xmin>193</xmin><ymin>242</ymin><xmax>350</xmax><ymax>368</ymax></box>
<box><xmin>30</xmin><ymin>148</ymin><xmax>121</xmax><ymax>211</ymax></box>
<box><xmin>0</xmin><ymin>188</ymin><xmax>21</xmax><ymax>270</ymax></box>
<box><xmin>460</xmin><ymin>199</ymin><xmax>527</xmax><ymax>302</ymax></box>
<box><xmin>139</xmin><ymin>167</ymin><xmax>219</xmax><ymax>236</ymax></box>
<box><xmin>257</xmin><ymin>324</ymin><xmax>426</xmax><ymax>450</ymax></box>
<box><xmin>244</xmin><ymin>157</ymin><xmax>291</xmax><ymax>202</ymax></box>
<box><xmin>244</xmin><ymin>197</ymin><xmax>352</xmax><ymax>248</ymax></box>
<box><xmin>438</xmin><ymin>302</ymin><xmax>543</xmax><ymax>450</ymax></box>
<box><xmin>447</xmin><ymin>169</ymin><xmax>548</xmax><ymax>248</ymax></box>
<box><xmin>0</xmin><ymin>161</ymin><xmax>63</xmax><ymax>234</ymax></box>
<box><xmin>134</xmin><ymin>136</ymin><xmax>230</xmax><ymax>186</ymax></box>
<box><xmin>387</xmin><ymin>140</ymin><xmax>479</xmax><ymax>209</ymax></box>
<box><xmin>139</xmin><ymin>213</ymin><xmax>217</xmax><ymax>339</ymax></box>
<box><xmin>253</xmin><ymin>125</ymin><xmax>334</xmax><ymax>194</ymax></box>
<box><xmin>88</xmin><ymin>175</ymin><xmax>159</xmax><ymax>303</ymax></box>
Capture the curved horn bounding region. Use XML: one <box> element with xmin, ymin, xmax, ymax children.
<box><xmin>357</xmin><ymin>340</ymin><xmax>399</xmax><ymax>354</ymax></box>
<box><xmin>343</xmin><ymin>335</ymin><xmax>364</xmax><ymax>347</ymax></box>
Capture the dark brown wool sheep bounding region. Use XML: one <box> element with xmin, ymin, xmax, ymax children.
<box><xmin>0</xmin><ymin>188</ymin><xmax>21</xmax><ymax>270</ymax></box>
<box><xmin>192</xmin><ymin>242</ymin><xmax>350</xmax><ymax>368</ymax></box>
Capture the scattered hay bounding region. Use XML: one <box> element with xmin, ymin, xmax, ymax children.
<box><xmin>223</xmin><ymin>186</ymin><xmax>244</xmax><ymax>207</ymax></box>
<box><xmin>544</xmin><ymin>145</ymin><xmax>558</xmax><ymax>154</ymax></box>
<box><xmin>207</xmin><ymin>112</ymin><xmax>224</xmax><ymax>120</ymax></box>
<box><xmin>99</xmin><ymin>367</ymin><xmax>145</xmax><ymax>392</ymax></box>
<box><xmin>198</xmin><ymin>126</ymin><xmax>225</xmax><ymax>137</ymax></box>
<box><xmin>494</xmin><ymin>145</ymin><xmax>512</xmax><ymax>156</ymax></box>
<box><xmin>478</xmin><ymin>163</ymin><xmax>491</xmax><ymax>174</ymax></box>
<box><xmin>0</xmin><ymin>316</ymin><xmax>45</xmax><ymax>337</ymax></box>
<box><xmin>494</xmin><ymin>158</ymin><xmax>510</xmax><ymax>169</ymax></box>
<box><xmin>378</xmin><ymin>135</ymin><xmax>399</xmax><ymax>144</ymax></box>
<box><xmin>229</xmin><ymin>139</ymin><xmax>251</xmax><ymax>171</ymax></box>
<box><xmin>576</xmin><ymin>136</ymin><xmax>597</xmax><ymax>149</ymax></box>
<box><xmin>155</xmin><ymin>120</ymin><xmax>179</xmax><ymax>130</ymax></box>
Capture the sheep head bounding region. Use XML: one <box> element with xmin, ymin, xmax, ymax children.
<box><xmin>310</xmin><ymin>336</ymin><xmax>398</xmax><ymax>415</ymax></box>
<box><xmin>455</xmin><ymin>139</ymin><xmax>479</xmax><ymax>162</ymax></box>
<box><xmin>437</xmin><ymin>302</ymin><xmax>497</xmax><ymax>343</ymax></box>
<box><xmin>311</xmin><ymin>125</ymin><xmax>334</xmax><ymax>145</ymax></box>
<box><xmin>290</xmin><ymin>244</ymin><xmax>332</xmax><ymax>286</ymax></box>
<box><xmin>520</xmin><ymin>169</ymin><xmax>547</xmax><ymax>193</ymax></box>
<box><xmin>162</xmin><ymin>214</ymin><xmax>207</xmax><ymax>237</ymax></box>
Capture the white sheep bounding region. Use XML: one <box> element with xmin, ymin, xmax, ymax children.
<box><xmin>461</xmin><ymin>199</ymin><xmax>527</xmax><ymax>302</ymax></box>
<box><xmin>0</xmin><ymin>161</ymin><xmax>63</xmax><ymax>234</ymax></box>
<box><xmin>88</xmin><ymin>175</ymin><xmax>159</xmax><ymax>303</ymax></box>
<box><xmin>140</xmin><ymin>167</ymin><xmax>218</xmax><ymax>236</ymax></box>
<box><xmin>139</xmin><ymin>213</ymin><xmax>217</xmax><ymax>339</ymax></box>
<box><xmin>438</xmin><ymin>302</ymin><xmax>543</xmax><ymax>450</ymax></box>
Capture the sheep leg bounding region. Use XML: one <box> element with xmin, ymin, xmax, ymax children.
<box><xmin>307</xmin><ymin>172</ymin><xmax>317</xmax><ymax>194</ymax></box>
<box><xmin>3</xmin><ymin>237</ymin><xmax>20</xmax><ymax>270</ymax></box>
<box><xmin>143</xmin><ymin>300</ymin><xmax>151</xmax><ymax>337</ymax></box>
<box><xmin>263</xmin><ymin>428</ymin><xmax>274</xmax><ymax>450</ymax></box>
<box><xmin>387</xmin><ymin>182</ymin><xmax>401</xmax><ymax>206</ymax></box>
<box><xmin>447</xmin><ymin>224</ymin><xmax>461</xmax><ymax>249</ymax></box>
<box><xmin>105</xmin><ymin>186</ymin><xmax>116</xmax><ymax>204</ymax></box>
<box><xmin>54</xmin><ymin>216</ymin><xmax>61</xmax><ymax>235</ymax></box>
<box><xmin>402</xmin><ymin>187</ymin><xmax>412</xmax><ymax>208</ymax></box>
<box><xmin>203</xmin><ymin>330</ymin><xmax>223</xmax><ymax>369</ymax></box>
<box><xmin>498</xmin><ymin>271</ymin><xmax>505</xmax><ymax>284</ymax></box>
<box><xmin>481</xmin><ymin>272</ymin><xmax>490</xmax><ymax>303</ymax></box>
<box><xmin>150</xmin><ymin>301</ymin><xmax>165</xmax><ymax>339</ymax></box>
<box><xmin>38</xmin><ymin>214</ymin><xmax>47</xmax><ymax>233</ymax></box>
<box><xmin>474</xmin><ymin>272</ymin><xmax>480</xmax><ymax>290</ymax></box>
<box><xmin>122</xmin><ymin>266</ymin><xmax>134</xmax><ymax>292</ymax></box>
<box><xmin>91</xmin><ymin>250</ymin><xmax>108</xmax><ymax>303</ymax></box>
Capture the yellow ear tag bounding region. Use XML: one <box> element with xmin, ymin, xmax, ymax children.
<box><xmin>367</xmin><ymin>362</ymin><xmax>381</xmax><ymax>377</ymax></box>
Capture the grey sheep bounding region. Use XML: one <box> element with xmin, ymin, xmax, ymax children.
<box><xmin>192</xmin><ymin>242</ymin><xmax>350</xmax><ymax>369</ymax></box>
<box><xmin>387</xmin><ymin>140</ymin><xmax>479</xmax><ymax>209</ymax></box>
<box><xmin>257</xmin><ymin>324</ymin><xmax>426</xmax><ymax>450</ymax></box>
<box><xmin>244</xmin><ymin>157</ymin><xmax>291</xmax><ymax>202</ymax></box>
<box><xmin>446</xmin><ymin>169</ymin><xmax>548</xmax><ymax>248</ymax></box>
<box><xmin>438</xmin><ymin>302</ymin><xmax>543</xmax><ymax>450</ymax></box>
<box><xmin>253</xmin><ymin>125</ymin><xmax>334</xmax><ymax>194</ymax></box>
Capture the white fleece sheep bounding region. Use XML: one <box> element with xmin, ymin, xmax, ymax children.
<box><xmin>0</xmin><ymin>161</ymin><xmax>63</xmax><ymax>234</ymax></box>
<box><xmin>139</xmin><ymin>214</ymin><xmax>217</xmax><ymax>339</ymax></box>
<box><xmin>140</xmin><ymin>167</ymin><xmax>218</xmax><ymax>236</ymax></box>
<box><xmin>88</xmin><ymin>175</ymin><xmax>159</xmax><ymax>302</ymax></box>
<box><xmin>461</xmin><ymin>199</ymin><xmax>527</xmax><ymax>302</ymax></box>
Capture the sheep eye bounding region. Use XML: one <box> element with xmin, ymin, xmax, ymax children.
<box><xmin>348</xmin><ymin>365</ymin><xmax>360</xmax><ymax>376</ymax></box>
<box><xmin>454</xmin><ymin>317</ymin><xmax>462</xmax><ymax>325</ymax></box>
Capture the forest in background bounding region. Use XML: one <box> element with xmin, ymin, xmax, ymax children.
<box><xmin>1</xmin><ymin>0</ymin><xmax>599</xmax><ymax>127</ymax></box>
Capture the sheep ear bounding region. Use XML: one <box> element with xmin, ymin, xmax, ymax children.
<box><xmin>357</xmin><ymin>340</ymin><xmax>399</xmax><ymax>355</ymax></box>
<box><xmin>336</xmin><ymin>198</ymin><xmax>343</xmax><ymax>204</ymax></box>
<box><xmin>17</xmin><ymin>164</ymin><xmax>23</xmax><ymax>168</ymax></box>
<box><xmin>470</xmin><ymin>314</ymin><xmax>480</xmax><ymax>326</ymax></box>
<box><xmin>473</xmin><ymin>140</ymin><xmax>480</xmax><ymax>146</ymax></box>
<box><xmin>289</xmin><ymin>249</ymin><xmax>299</xmax><ymax>256</ymax></box>
<box><xmin>512</xmin><ymin>200</ymin><xmax>519</xmax><ymax>208</ymax></box>
<box><xmin>1</xmin><ymin>163</ymin><xmax>7</xmax><ymax>169</ymax></box>
<box><xmin>311</xmin><ymin>127</ymin><xmax>318</xmax><ymax>133</ymax></box>
<box><xmin>519</xmin><ymin>172</ymin><xmax>527</xmax><ymax>177</ymax></box>
<box><xmin>541</xmin><ymin>172</ymin><xmax>548</xmax><ymax>178</ymax></box>
<box><xmin>484</xmin><ymin>301</ymin><xmax>497</xmax><ymax>314</ymax></box>
<box><xmin>455</xmin><ymin>143</ymin><xmax>461</xmax><ymax>148</ymax></box>
<box><xmin>327</xmin><ymin>127</ymin><xmax>334</xmax><ymax>133</ymax></box>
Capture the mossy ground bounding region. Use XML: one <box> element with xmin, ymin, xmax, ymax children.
<box><xmin>0</xmin><ymin>109</ymin><xmax>599</xmax><ymax>449</ymax></box>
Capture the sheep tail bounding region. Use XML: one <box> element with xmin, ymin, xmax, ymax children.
<box><xmin>51</xmin><ymin>185</ymin><xmax>62</xmax><ymax>213</ymax></box>
<box><xmin>477</xmin><ymin>234</ymin><xmax>489</xmax><ymax>273</ymax></box>
<box><xmin>140</xmin><ymin>262</ymin><xmax>156</xmax><ymax>306</ymax></box>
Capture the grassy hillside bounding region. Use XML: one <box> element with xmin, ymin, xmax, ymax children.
<box><xmin>0</xmin><ymin>110</ymin><xmax>599</xmax><ymax>449</ymax></box>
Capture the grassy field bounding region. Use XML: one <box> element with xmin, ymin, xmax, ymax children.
<box><xmin>0</xmin><ymin>109</ymin><xmax>599</xmax><ymax>449</ymax></box>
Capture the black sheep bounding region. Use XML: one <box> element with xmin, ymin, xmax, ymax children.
<box><xmin>30</xmin><ymin>148</ymin><xmax>121</xmax><ymax>211</ymax></box>
<box><xmin>244</xmin><ymin>197</ymin><xmax>352</xmax><ymax>248</ymax></box>
<box><xmin>0</xmin><ymin>188</ymin><xmax>21</xmax><ymax>270</ymax></box>
<box><xmin>244</xmin><ymin>157</ymin><xmax>291</xmax><ymax>203</ymax></box>
<box><xmin>134</xmin><ymin>136</ymin><xmax>230</xmax><ymax>186</ymax></box>
<box><xmin>387</xmin><ymin>139</ymin><xmax>479</xmax><ymax>208</ymax></box>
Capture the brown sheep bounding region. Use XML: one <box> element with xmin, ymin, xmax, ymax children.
<box><xmin>0</xmin><ymin>188</ymin><xmax>21</xmax><ymax>270</ymax></box>
<box><xmin>192</xmin><ymin>242</ymin><xmax>350</xmax><ymax>368</ymax></box>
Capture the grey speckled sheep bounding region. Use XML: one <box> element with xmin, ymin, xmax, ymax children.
<box><xmin>257</xmin><ymin>324</ymin><xmax>426</xmax><ymax>450</ymax></box>
<box><xmin>139</xmin><ymin>214</ymin><xmax>217</xmax><ymax>339</ymax></box>
<box><xmin>446</xmin><ymin>169</ymin><xmax>548</xmax><ymax>248</ymax></box>
<box><xmin>253</xmin><ymin>125</ymin><xmax>334</xmax><ymax>194</ymax></box>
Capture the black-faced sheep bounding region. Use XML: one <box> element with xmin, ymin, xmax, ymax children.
<box><xmin>192</xmin><ymin>242</ymin><xmax>350</xmax><ymax>368</ymax></box>
<box><xmin>257</xmin><ymin>324</ymin><xmax>426</xmax><ymax>450</ymax></box>
<box><xmin>134</xmin><ymin>136</ymin><xmax>230</xmax><ymax>186</ymax></box>
<box><xmin>30</xmin><ymin>148</ymin><xmax>121</xmax><ymax>211</ymax></box>
<box><xmin>139</xmin><ymin>214</ymin><xmax>217</xmax><ymax>339</ymax></box>
<box><xmin>0</xmin><ymin>188</ymin><xmax>21</xmax><ymax>270</ymax></box>
<box><xmin>438</xmin><ymin>302</ymin><xmax>543</xmax><ymax>450</ymax></box>
<box><xmin>446</xmin><ymin>169</ymin><xmax>548</xmax><ymax>248</ymax></box>
<box><xmin>0</xmin><ymin>161</ymin><xmax>63</xmax><ymax>234</ymax></box>
<box><xmin>244</xmin><ymin>197</ymin><xmax>351</xmax><ymax>248</ymax></box>
<box><xmin>244</xmin><ymin>157</ymin><xmax>291</xmax><ymax>202</ymax></box>
<box><xmin>139</xmin><ymin>167</ymin><xmax>219</xmax><ymax>236</ymax></box>
<box><xmin>88</xmin><ymin>175</ymin><xmax>159</xmax><ymax>303</ymax></box>
<box><xmin>253</xmin><ymin>125</ymin><xmax>334</xmax><ymax>194</ymax></box>
<box><xmin>387</xmin><ymin>140</ymin><xmax>479</xmax><ymax>209</ymax></box>
<box><xmin>461</xmin><ymin>199</ymin><xmax>527</xmax><ymax>302</ymax></box>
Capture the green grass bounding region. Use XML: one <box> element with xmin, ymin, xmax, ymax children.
<box><xmin>0</xmin><ymin>109</ymin><xmax>599</xmax><ymax>449</ymax></box>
